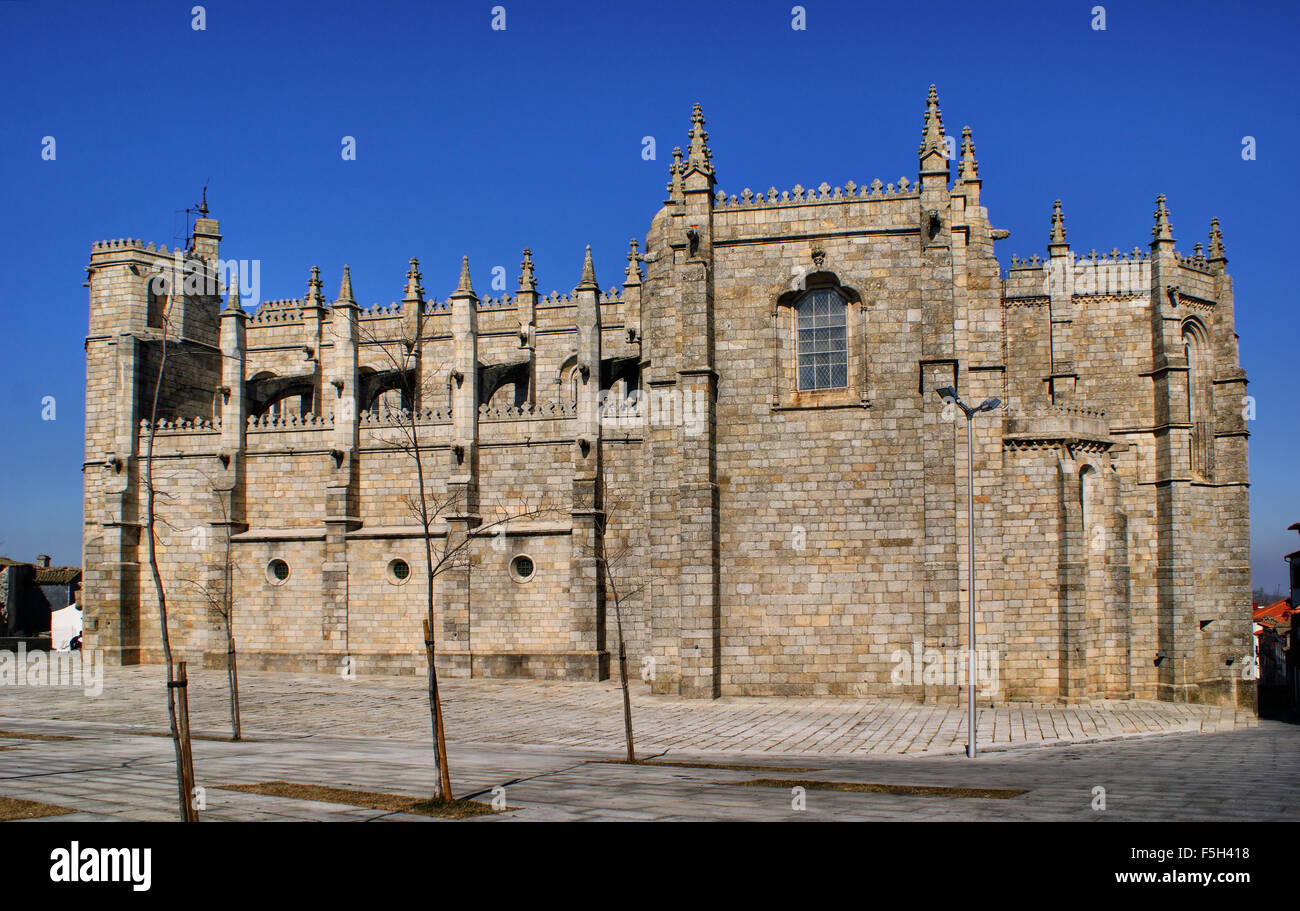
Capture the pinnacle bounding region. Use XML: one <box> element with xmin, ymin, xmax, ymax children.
<box><xmin>1151</xmin><ymin>195</ymin><xmax>1174</xmax><ymax>243</ymax></box>
<box><xmin>918</xmin><ymin>84</ymin><xmax>946</xmax><ymax>161</ymax></box>
<box><xmin>337</xmin><ymin>265</ymin><xmax>355</xmax><ymax>303</ymax></box>
<box><xmin>625</xmin><ymin>238</ymin><xmax>642</xmax><ymax>284</ymax></box>
<box><xmin>666</xmin><ymin>145</ymin><xmax>685</xmax><ymax>199</ymax></box>
<box><xmin>1049</xmin><ymin>199</ymin><xmax>1067</xmax><ymax>248</ymax></box>
<box><xmin>519</xmin><ymin>248</ymin><xmax>537</xmax><ymax>291</ymax></box>
<box><xmin>307</xmin><ymin>265</ymin><xmax>324</xmax><ymax>304</ymax></box>
<box><xmin>404</xmin><ymin>257</ymin><xmax>425</xmax><ymax>302</ymax></box>
<box><xmin>577</xmin><ymin>245</ymin><xmax>598</xmax><ymax>290</ymax></box>
<box><xmin>686</xmin><ymin>103</ymin><xmax>712</xmax><ymax>175</ymax></box>
<box><xmin>456</xmin><ymin>256</ymin><xmax>474</xmax><ymax>294</ymax></box>
<box><xmin>1208</xmin><ymin>217</ymin><xmax>1227</xmax><ymax>261</ymax></box>
<box><xmin>959</xmin><ymin>125</ymin><xmax>979</xmax><ymax>181</ymax></box>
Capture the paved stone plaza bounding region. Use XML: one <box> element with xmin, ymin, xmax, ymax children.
<box><xmin>1</xmin><ymin>667</ymin><xmax>1288</xmax><ymax>821</ymax></box>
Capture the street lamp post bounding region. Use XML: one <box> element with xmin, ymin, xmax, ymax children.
<box><xmin>936</xmin><ymin>386</ymin><xmax>1000</xmax><ymax>759</ymax></box>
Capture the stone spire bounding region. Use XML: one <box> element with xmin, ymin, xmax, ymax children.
<box><xmin>959</xmin><ymin>126</ymin><xmax>979</xmax><ymax>181</ymax></box>
<box><xmin>624</xmin><ymin>238</ymin><xmax>642</xmax><ymax>285</ymax></box>
<box><xmin>685</xmin><ymin>103</ymin><xmax>712</xmax><ymax>176</ymax></box>
<box><xmin>666</xmin><ymin>146</ymin><xmax>685</xmax><ymax>203</ymax></box>
<box><xmin>576</xmin><ymin>245</ymin><xmax>598</xmax><ymax>291</ymax></box>
<box><xmin>226</xmin><ymin>277</ymin><xmax>241</xmax><ymax>311</ymax></box>
<box><xmin>306</xmin><ymin>265</ymin><xmax>325</xmax><ymax>307</ymax></box>
<box><xmin>337</xmin><ymin>265</ymin><xmax>355</xmax><ymax>304</ymax></box>
<box><xmin>453</xmin><ymin>255</ymin><xmax>474</xmax><ymax>297</ymax></box>
<box><xmin>1208</xmin><ymin>217</ymin><xmax>1227</xmax><ymax>263</ymax></box>
<box><xmin>403</xmin><ymin>257</ymin><xmax>424</xmax><ymax>303</ymax></box>
<box><xmin>519</xmin><ymin>248</ymin><xmax>536</xmax><ymax>292</ymax></box>
<box><xmin>1151</xmin><ymin>195</ymin><xmax>1174</xmax><ymax>245</ymax></box>
<box><xmin>918</xmin><ymin>84</ymin><xmax>946</xmax><ymax>163</ymax></box>
<box><xmin>1048</xmin><ymin>199</ymin><xmax>1068</xmax><ymax>252</ymax></box>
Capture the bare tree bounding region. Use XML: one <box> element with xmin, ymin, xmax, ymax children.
<box><xmin>355</xmin><ymin>274</ymin><xmax>556</xmax><ymax>803</ymax></box>
<box><xmin>181</xmin><ymin>476</ymin><xmax>241</xmax><ymax>741</ymax></box>
<box><xmin>574</xmin><ymin>492</ymin><xmax>647</xmax><ymax>763</ymax></box>
<box><xmin>141</xmin><ymin>285</ymin><xmax>199</xmax><ymax>821</ymax></box>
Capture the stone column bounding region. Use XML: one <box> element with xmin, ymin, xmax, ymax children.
<box><xmin>568</xmin><ymin>246</ymin><xmax>609</xmax><ymax>679</ymax></box>
<box><xmin>322</xmin><ymin>268</ymin><xmax>360</xmax><ymax>667</ymax></box>
<box><xmin>438</xmin><ymin>258</ymin><xmax>480</xmax><ymax>675</ymax></box>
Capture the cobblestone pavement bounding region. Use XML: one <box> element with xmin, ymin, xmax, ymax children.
<box><xmin>0</xmin><ymin>666</ymin><xmax>1289</xmax><ymax>822</ymax></box>
<box><xmin>0</xmin><ymin>719</ymin><xmax>1293</xmax><ymax>822</ymax></box>
<box><xmin>0</xmin><ymin>665</ymin><xmax>1256</xmax><ymax>757</ymax></box>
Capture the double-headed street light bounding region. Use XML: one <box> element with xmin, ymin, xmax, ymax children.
<box><xmin>936</xmin><ymin>386</ymin><xmax>1000</xmax><ymax>759</ymax></box>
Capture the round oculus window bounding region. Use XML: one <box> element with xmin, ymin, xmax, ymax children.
<box><xmin>267</xmin><ymin>559</ymin><xmax>290</xmax><ymax>584</ymax></box>
<box><xmin>387</xmin><ymin>558</ymin><xmax>411</xmax><ymax>584</ymax></box>
<box><xmin>509</xmin><ymin>554</ymin><xmax>535</xmax><ymax>582</ymax></box>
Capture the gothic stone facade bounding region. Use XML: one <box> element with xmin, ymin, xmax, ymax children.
<box><xmin>81</xmin><ymin>89</ymin><xmax>1254</xmax><ymax>706</ymax></box>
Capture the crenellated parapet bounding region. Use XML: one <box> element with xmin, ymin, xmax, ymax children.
<box><xmin>139</xmin><ymin>416</ymin><xmax>221</xmax><ymax>434</ymax></box>
<box><xmin>713</xmin><ymin>177</ymin><xmax>921</xmax><ymax>210</ymax></box>
<box><xmin>250</xmin><ymin>300</ymin><xmax>306</xmax><ymax>324</ymax></box>
<box><xmin>1006</xmin><ymin>249</ymin><xmax>1153</xmax><ymax>299</ymax></box>
<box><xmin>246</xmin><ymin>412</ymin><xmax>333</xmax><ymax>430</ymax></box>
<box><xmin>478</xmin><ymin>400</ymin><xmax>576</xmax><ymax>422</ymax></box>
<box><xmin>359</xmin><ymin>406</ymin><xmax>451</xmax><ymax>426</ymax></box>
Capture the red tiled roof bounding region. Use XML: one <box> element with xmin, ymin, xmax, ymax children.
<box><xmin>1253</xmin><ymin>599</ymin><xmax>1295</xmax><ymax>624</ymax></box>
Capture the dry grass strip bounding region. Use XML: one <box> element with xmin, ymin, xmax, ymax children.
<box><xmin>0</xmin><ymin>730</ymin><xmax>80</xmax><ymax>742</ymax></box>
<box><xmin>218</xmin><ymin>781</ymin><xmax>500</xmax><ymax>818</ymax></box>
<box><xmin>739</xmin><ymin>778</ymin><xmax>1028</xmax><ymax>799</ymax></box>
<box><xmin>598</xmin><ymin>759</ymin><xmax>821</xmax><ymax>773</ymax></box>
<box><xmin>0</xmin><ymin>795</ymin><xmax>78</xmax><ymax>820</ymax></box>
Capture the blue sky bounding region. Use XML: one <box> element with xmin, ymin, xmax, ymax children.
<box><xmin>1</xmin><ymin>0</ymin><xmax>1296</xmax><ymax>592</ymax></box>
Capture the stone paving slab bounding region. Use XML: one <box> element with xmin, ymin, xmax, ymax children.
<box><xmin>0</xmin><ymin>666</ymin><xmax>1254</xmax><ymax>758</ymax></box>
<box><xmin>0</xmin><ymin>719</ymin><xmax>1293</xmax><ymax>822</ymax></box>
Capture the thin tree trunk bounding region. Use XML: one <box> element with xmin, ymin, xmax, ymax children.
<box><xmin>608</xmin><ymin>573</ymin><xmax>635</xmax><ymax>763</ymax></box>
<box><xmin>223</xmin><ymin>528</ymin><xmax>240</xmax><ymax>741</ymax></box>
<box><xmin>408</xmin><ymin>313</ymin><xmax>453</xmax><ymax>802</ymax></box>
<box><xmin>144</xmin><ymin>329</ymin><xmax>197</xmax><ymax>821</ymax></box>
<box><xmin>226</xmin><ymin>629</ymin><xmax>241</xmax><ymax>741</ymax></box>
<box><xmin>174</xmin><ymin>661</ymin><xmax>199</xmax><ymax>821</ymax></box>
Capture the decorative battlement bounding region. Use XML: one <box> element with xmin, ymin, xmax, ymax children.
<box><xmin>137</xmin><ymin>416</ymin><xmax>220</xmax><ymax>435</ymax></box>
<box><xmin>247</xmin><ymin>412</ymin><xmax>333</xmax><ymax>430</ymax></box>
<box><xmin>359</xmin><ymin>406</ymin><xmax>452</xmax><ymax>426</ymax></box>
<box><xmin>250</xmin><ymin>300</ymin><xmax>307</xmax><ymax>325</ymax></box>
<box><xmin>1175</xmin><ymin>248</ymin><xmax>1216</xmax><ymax>275</ymax></box>
<box><xmin>1045</xmin><ymin>403</ymin><xmax>1107</xmax><ymax>419</ymax></box>
<box><xmin>1006</xmin><ymin>248</ymin><xmax>1153</xmax><ymax>297</ymax></box>
<box><xmin>478</xmin><ymin>400</ymin><xmax>576</xmax><ymax>422</ymax></box>
<box><xmin>1010</xmin><ymin>248</ymin><xmax>1150</xmax><ymax>270</ymax></box>
<box><xmin>713</xmin><ymin>178</ymin><xmax>920</xmax><ymax>210</ymax></box>
<box><xmin>361</xmin><ymin>302</ymin><xmax>405</xmax><ymax>319</ymax></box>
<box><xmin>92</xmin><ymin>238</ymin><xmax>157</xmax><ymax>253</ymax></box>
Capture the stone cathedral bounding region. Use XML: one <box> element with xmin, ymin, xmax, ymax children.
<box><xmin>81</xmin><ymin>88</ymin><xmax>1253</xmax><ymax>707</ymax></box>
